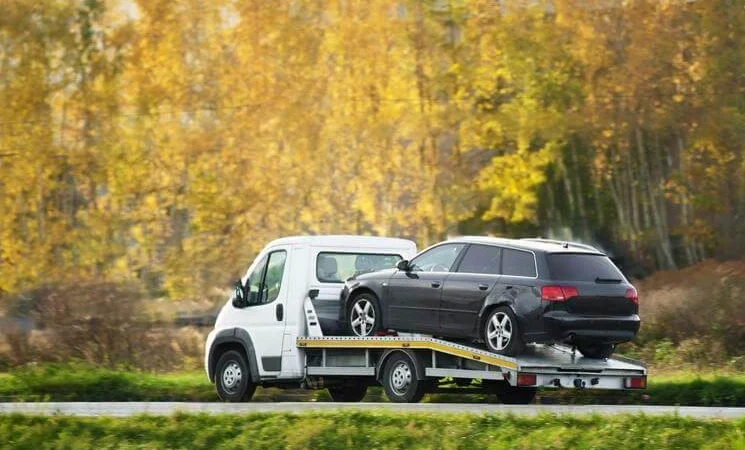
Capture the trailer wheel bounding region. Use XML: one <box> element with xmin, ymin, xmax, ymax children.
<box><xmin>485</xmin><ymin>380</ymin><xmax>537</xmax><ymax>404</ymax></box>
<box><xmin>382</xmin><ymin>353</ymin><xmax>428</xmax><ymax>403</ymax></box>
<box><xmin>215</xmin><ymin>350</ymin><xmax>256</xmax><ymax>402</ymax></box>
<box><xmin>327</xmin><ymin>384</ymin><xmax>368</xmax><ymax>402</ymax></box>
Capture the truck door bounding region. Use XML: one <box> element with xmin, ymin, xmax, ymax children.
<box><xmin>237</xmin><ymin>246</ymin><xmax>290</xmax><ymax>377</ymax></box>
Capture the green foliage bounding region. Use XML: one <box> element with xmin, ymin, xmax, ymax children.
<box><xmin>1</xmin><ymin>412</ymin><xmax>745</xmax><ymax>449</ymax></box>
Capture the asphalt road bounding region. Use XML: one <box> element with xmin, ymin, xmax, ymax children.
<box><xmin>2</xmin><ymin>402</ymin><xmax>745</xmax><ymax>418</ymax></box>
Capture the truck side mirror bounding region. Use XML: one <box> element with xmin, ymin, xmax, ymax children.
<box><xmin>232</xmin><ymin>279</ymin><xmax>249</xmax><ymax>308</ymax></box>
<box><xmin>396</xmin><ymin>259</ymin><xmax>410</xmax><ymax>271</ymax></box>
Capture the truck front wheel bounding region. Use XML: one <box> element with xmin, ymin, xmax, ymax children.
<box><xmin>327</xmin><ymin>384</ymin><xmax>368</xmax><ymax>402</ymax></box>
<box><xmin>382</xmin><ymin>353</ymin><xmax>428</xmax><ymax>403</ymax></box>
<box><xmin>215</xmin><ymin>350</ymin><xmax>256</xmax><ymax>402</ymax></box>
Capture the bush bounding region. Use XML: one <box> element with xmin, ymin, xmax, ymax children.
<box><xmin>0</xmin><ymin>281</ymin><xmax>208</xmax><ymax>370</ymax></box>
<box><xmin>1</xmin><ymin>412</ymin><xmax>744</xmax><ymax>449</ymax></box>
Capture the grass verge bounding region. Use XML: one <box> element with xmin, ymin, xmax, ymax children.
<box><xmin>3</xmin><ymin>364</ymin><xmax>745</xmax><ymax>406</ymax></box>
<box><xmin>2</xmin><ymin>412</ymin><xmax>745</xmax><ymax>449</ymax></box>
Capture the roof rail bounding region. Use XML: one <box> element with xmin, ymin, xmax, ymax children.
<box><xmin>520</xmin><ymin>238</ymin><xmax>603</xmax><ymax>254</ymax></box>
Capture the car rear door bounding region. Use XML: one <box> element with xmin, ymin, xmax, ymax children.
<box><xmin>387</xmin><ymin>243</ymin><xmax>466</xmax><ymax>334</ymax></box>
<box><xmin>439</xmin><ymin>244</ymin><xmax>501</xmax><ymax>336</ymax></box>
<box><xmin>492</xmin><ymin>247</ymin><xmax>542</xmax><ymax>333</ymax></box>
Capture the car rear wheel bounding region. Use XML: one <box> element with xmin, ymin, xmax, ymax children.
<box><xmin>327</xmin><ymin>384</ymin><xmax>368</xmax><ymax>402</ymax></box>
<box><xmin>577</xmin><ymin>342</ymin><xmax>615</xmax><ymax>359</ymax></box>
<box><xmin>348</xmin><ymin>293</ymin><xmax>382</xmax><ymax>337</ymax></box>
<box><xmin>483</xmin><ymin>306</ymin><xmax>525</xmax><ymax>356</ymax></box>
<box><xmin>382</xmin><ymin>353</ymin><xmax>428</xmax><ymax>403</ymax></box>
<box><xmin>215</xmin><ymin>350</ymin><xmax>256</xmax><ymax>402</ymax></box>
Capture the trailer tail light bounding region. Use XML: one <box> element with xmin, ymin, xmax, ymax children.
<box><xmin>625</xmin><ymin>376</ymin><xmax>646</xmax><ymax>389</ymax></box>
<box><xmin>517</xmin><ymin>373</ymin><xmax>537</xmax><ymax>387</ymax></box>
<box><xmin>541</xmin><ymin>286</ymin><xmax>579</xmax><ymax>302</ymax></box>
<box><xmin>626</xmin><ymin>287</ymin><xmax>639</xmax><ymax>305</ymax></box>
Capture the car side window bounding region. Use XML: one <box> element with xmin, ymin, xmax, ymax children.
<box><xmin>409</xmin><ymin>244</ymin><xmax>465</xmax><ymax>272</ymax></box>
<box><xmin>501</xmin><ymin>248</ymin><xmax>537</xmax><ymax>277</ymax></box>
<box><xmin>457</xmin><ymin>245</ymin><xmax>501</xmax><ymax>274</ymax></box>
<box><xmin>259</xmin><ymin>251</ymin><xmax>287</xmax><ymax>304</ymax></box>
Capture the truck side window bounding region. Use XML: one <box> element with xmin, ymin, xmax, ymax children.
<box><xmin>247</xmin><ymin>255</ymin><xmax>268</xmax><ymax>299</ymax></box>
<box><xmin>260</xmin><ymin>250</ymin><xmax>287</xmax><ymax>304</ymax></box>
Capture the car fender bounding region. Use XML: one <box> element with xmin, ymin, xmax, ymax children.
<box><xmin>343</xmin><ymin>281</ymin><xmax>387</xmax><ymax>325</ymax></box>
<box><xmin>207</xmin><ymin>327</ymin><xmax>261</xmax><ymax>383</ymax></box>
<box><xmin>477</xmin><ymin>292</ymin><xmax>519</xmax><ymax>336</ymax></box>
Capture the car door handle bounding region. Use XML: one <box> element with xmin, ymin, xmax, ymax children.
<box><xmin>276</xmin><ymin>303</ymin><xmax>284</xmax><ymax>321</ymax></box>
<box><xmin>431</xmin><ymin>281</ymin><xmax>442</xmax><ymax>288</ymax></box>
<box><xmin>478</xmin><ymin>284</ymin><xmax>489</xmax><ymax>291</ymax></box>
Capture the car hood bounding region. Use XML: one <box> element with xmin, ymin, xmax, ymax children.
<box><xmin>349</xmin><ymin>267</ymin><xmax>397</xmax><ymax>282</ymax></box>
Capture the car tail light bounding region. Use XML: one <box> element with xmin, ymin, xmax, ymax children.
<box><xmin>517</xmin><ymin>373</ymin><xmax>537</xmax><ymax>386</ymax></box>
<box><xmin>626</xmin><ymin>287</ymin><xmax>639</xmax><ymax>305</ymax></box>
<box><xmin>541</xmin><ymin>285</ymin><xmax>579</xmax><ymax>302</ymax></box>
<box><xmin>625</xmin><ymin>376</ymin><xmax>646</xmax><ymax>389</ymax></box>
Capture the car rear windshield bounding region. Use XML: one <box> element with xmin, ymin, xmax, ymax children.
<box><xmin>547</xmin><ymin>253</ymin><xmax>625</xmax><ymax>282</ymax></box>
<box><xmin>316</xmin><ymin>252</ymin><xmax>402</xmax><ymax>283</ymax></box>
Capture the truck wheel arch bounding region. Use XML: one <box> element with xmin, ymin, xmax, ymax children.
<box><xmin>376</xmin><ymin>349</ymin><xmax>427</xmax><ymax>382</ymax></box>
<box><xmin>208</xmin><ymin>328</ymin><xmax>261</xmax><ymax>383</ymax></box>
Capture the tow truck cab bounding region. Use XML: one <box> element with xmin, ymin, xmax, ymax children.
<box><xmin>204</xmin><ymin>235</ymin><xmax>417</xmax><ymax>385</ymax></box>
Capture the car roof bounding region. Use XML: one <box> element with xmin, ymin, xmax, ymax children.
<box><xmin>265</xmin><ymin>235</ymin><xmax>417</xmax><ymax>251</ymax></box>
<box><xmin>443</xmin><ymin>236</ymin><xmax>605</xmax><ymax>255</ymax></box>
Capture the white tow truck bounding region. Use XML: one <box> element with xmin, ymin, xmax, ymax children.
<box><xmin>205</xmin><ymin>235</ymin><xmax>647</xmax><ymax>403</ymax></box>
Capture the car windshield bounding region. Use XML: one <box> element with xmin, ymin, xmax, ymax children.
<box><xmin>317</xmin><ymin>252</ymin><xmax>402</xmax><ymax>283</ymax></box>
<box><xmin>547</xmin><ymin>253</ymin><xmax>625</xmax><ymax>282</ymax></box>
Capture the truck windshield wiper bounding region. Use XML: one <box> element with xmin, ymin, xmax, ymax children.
<box><xmin>595</xmin><ymin>277</ymin><xmax>622</xmax><ymax>284</ymax></box>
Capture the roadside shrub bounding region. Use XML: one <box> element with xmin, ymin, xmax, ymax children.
<box><xmin>0</xmin><ymin>281</ymin><xmax>208</xmax><ymax>370</ymax></box>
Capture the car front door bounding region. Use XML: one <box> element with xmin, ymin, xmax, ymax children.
<box><xmin>440</xmin><ymin>244</ymin><xmax>501</xmax><ymax>337</ymax></box>
<box><xmin>233</xmin><ymin>247</ymin><xmax>290</xmax><ymax>377</ymax></box>
<box><xmin>387</xmin><ymin>243</ymin><xmax>466</xmax><ymax>333</ymax></box>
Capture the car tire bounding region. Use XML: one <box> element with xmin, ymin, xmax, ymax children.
<box><xmin>347</xmin><ymin>293</ymin><xmax>382</xmax><ymax>337</ymax></box>
<box><xmin>382</xmin><ymin>352</ymin><xmax>428</xmax><ymax>403</ymax></box>
<box><xmin>483</xmin><ymin>306</ymin><xmax>525</xmax><ymax>356</ymax></box>
<box><xmin>327</xmin><ymin>384</ymin><xmax>368</xmax><ymax>402</ymax></box>
<box><xmin>577</xmin><ymin>342</ymin><xmax>615</xmax><ymax>359</ymax></box>
<box><xmin>215</xmin><ymin>350</ymin><xmax>256</xmax><ymax>402</ymax></box>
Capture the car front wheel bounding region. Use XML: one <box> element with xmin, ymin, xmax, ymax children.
<box><xmin>348</xmin><ymin>294</ymin><xmax>381</xmax><ymax>337</ymax></box>
<box><xmin>483</xmin><ymin>306</ymin><xmax>525</xmax><ymax>356</ymax></box>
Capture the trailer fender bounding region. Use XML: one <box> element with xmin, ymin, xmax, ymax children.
<box><xmin>208</xmin><ymin>327</ymin><xmax>261</xmax><ymax>383</ymax></box>
<box><xmin>376</xmin><ymin>349</ymin><xmax>427</xmax><ymax>381</ymax></box>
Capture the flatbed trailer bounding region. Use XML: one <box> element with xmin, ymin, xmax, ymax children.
<box><xmin>295</xmin><ymin>297</ymin><xmax>647</xmax><ymax>403</ymax></box>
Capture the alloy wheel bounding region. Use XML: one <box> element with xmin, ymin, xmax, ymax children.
<box><xmin>487</xmin><ymin>311</ymin><xmax>513</xmax><ymax>351</ymax></box>
<box><xmin>350</xmin><ymin>298</ymin><xmax>375</xmax><ymax>336</ymax></box>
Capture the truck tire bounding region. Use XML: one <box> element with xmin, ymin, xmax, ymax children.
<box><xmin>215</xmin><ymin>350</ymin><xmax>256</xmax><ymax>402</ymax></box>
<box><xmin>327</xmin><ymin>384</ymin><xmax>368</xmax><ymax>402</ymax></box>
<box><xmin>577</xmin><ymin>342</ymin><xmax>615</xmax><ymax>359</ymax></box>
<box><xmin>485</xmin><ymin>380</ymin><xmax>537</xmax><ymax>404</ymax></box>
<box><xmin>382</xmin><ymin>352</ymin><xmax>428</xmax><ymax>403</ymax></box>
<box><xmin>347</xmin><ymin>293</ymin><xmax>382</xmax><ymax>337</ymax></box>
<box><xmin>483</xmin><ymin>306</ymin><xmax>525</xmax><ymax>356</ymax></box>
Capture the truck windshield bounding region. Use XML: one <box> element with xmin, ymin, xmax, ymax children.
<box><xmin>317</xmin><ymin>252</ymin><xmax>402</xmax><ymax>283</ymax></box>
<box><xmin>547</xmin><ymin>253</ymin><xmax>625</xmax><ymax>282</ymax></box>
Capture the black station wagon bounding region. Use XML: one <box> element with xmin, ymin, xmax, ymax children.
<box><xmin>340</xmin><ymin>237</ymin><xmax>640</xmax><ymax>359</ymax></box>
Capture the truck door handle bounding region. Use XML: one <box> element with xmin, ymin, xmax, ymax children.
<box><xmin>431</xmin><ymin>281</ymin><xmax>441</xmax><ymax>288</ymax></box>
<box><xmin>478</xmin><ymin>284</ymin><xmax>489</xmax><ymax>291</ymax></box>
<box><xmin>276</xmin><ymin>303</ymin><xmax>284</xmax><ymax>321</ymax></box>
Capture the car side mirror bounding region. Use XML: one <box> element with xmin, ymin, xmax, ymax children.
<box><xmin>396</xmin><ymin>259</ymin><xmax>411</xmax><ymax>271</ymax></box>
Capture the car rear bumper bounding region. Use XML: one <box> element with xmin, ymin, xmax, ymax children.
<box><xmin>543</xmin><ymin>311</ymin><xmax>640</xmax><ymax>344</ymax></box>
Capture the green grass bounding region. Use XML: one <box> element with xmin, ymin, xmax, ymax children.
<box><xmin>2</xmin><ymin>412</ymin><xmax>745</xmax><ymax>449</ymax></box>
<box><xmin>3</xmin><ymin>364</ymin><xmax>745</xmax><ymax>406</ymax></box>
